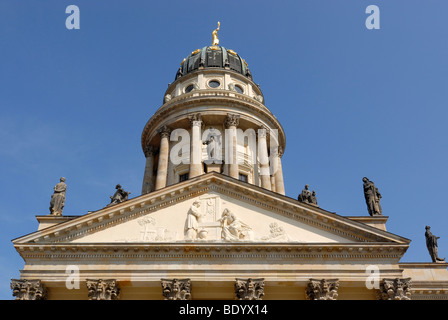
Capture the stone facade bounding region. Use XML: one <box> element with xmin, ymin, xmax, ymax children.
<box><xmin>10</xmin><ymin>38</ymin><xmax>448</xmax><ymax>300</ymax></box>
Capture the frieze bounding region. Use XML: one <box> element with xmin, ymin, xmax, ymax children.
<box><xmin>16</xmin><ymin>243</ymin><xmax>407</xmax><ymax>262</ymax></box>
<box><xmin>141</xmin><ymin>93</ymin><xmax>278</xmax><ymax>147</ymax></box>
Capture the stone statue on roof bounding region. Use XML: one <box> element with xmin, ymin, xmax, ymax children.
<box><xmin>362</xmin><ymin>177</ymin><xmax>382</xmax><ymax>216</ymax></box>
<box><xmin>107</xmin><ymin>184</ymin><xmax>130</xmax><ymax>206</ymax></box>
<box><xmin>49</xmin><ymin>177</ymin><xmax>67</xmax><ymax>216</ymax></box>
<box><xmin>425</xmin><ymin>226</ymin><xmax>446</xmax><ymax>263</ymax></box>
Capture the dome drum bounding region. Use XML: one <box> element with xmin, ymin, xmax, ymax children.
<box><xmin>165</xmin><ymin>68</ymin><xmax>264</xmax><ymax>107</ymax></box>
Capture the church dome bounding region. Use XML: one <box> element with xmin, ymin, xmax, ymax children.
<box><xmin>175</xmin><ymin>46</ymin><xmax>253</xmax><ymax>81</ymax></box>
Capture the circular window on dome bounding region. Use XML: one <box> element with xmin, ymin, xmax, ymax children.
<box><xmin>208</xmin><ymin>80</ymin><xmax>220</xmax><ymax>88</ymax></box>
<box><xmin>185</xmin><ymin>84</ymin><xmax>195</xmax><ymax>93</ymax></box>
<box><xmin>234</xmin><ymin>85</ymin><xmax>244</xmax><ymax>94</ymax></box>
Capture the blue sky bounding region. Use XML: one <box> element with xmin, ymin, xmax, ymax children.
<box><xmin>1</xmin><ymin>0</ymin><xmax>447</xmax><ymax>299</ymax></box>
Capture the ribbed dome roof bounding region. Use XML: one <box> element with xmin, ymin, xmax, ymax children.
<box><xmin>175</xmin><ymin>46</ymin><xmax>253</xmax><ymax>81</ymax></box>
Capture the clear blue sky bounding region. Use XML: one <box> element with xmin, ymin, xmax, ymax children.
<box><xmin>1</xmin><ymin>0</ymin><xmax>447</xmax><ymax>299</ymax></box>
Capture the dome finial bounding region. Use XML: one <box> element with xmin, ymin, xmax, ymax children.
<box><xmin>212</xmin><ymin>21</ymin><xmax>220</xmax><ymax>46</ymax></box>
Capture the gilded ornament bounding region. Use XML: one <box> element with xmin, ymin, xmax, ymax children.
<box><xmin>212</xmin><ymin>21</ymin><xmax>220</xmax><ymax>46</ymax></box>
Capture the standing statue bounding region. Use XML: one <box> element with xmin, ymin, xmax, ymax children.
<box><xmin>212</xmin><ymin>21</ymin><xmax>220</xmax><ymax>46</ymax></box>
<box><xmin>49</xmin><ymin>177</ymin><xmax>67</xmax><ymax>216</ymax></box>
<box><xmin>362</xmin><ymin>177</ymin><xmax>382</xmax><ymax>216</ymax></box>
<box><xmin>203</xmin><ymin>127</ymin><xmax>222</xmax><ymax>164</ymax></box>
<box><xmin>425</xmin><ymin>226</ymin><xmax>446</xmax><ymax>263</ymax></box>
<box><xmin>107</xmin><ymin>184</ymin><xmax>131</xmax><ymax>206</ymax></box>
<box><xmin>184</xmin><ymin>201</ymin><xmax>202</xmax><ymax>240</ymax></box>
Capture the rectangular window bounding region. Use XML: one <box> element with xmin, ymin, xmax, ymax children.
<box><xmin>179</xmin><ymin>173</ymin><xmax>189</xmax><ymax>182</ymax></box>
<box><xmin>238</xmin><ymin>173</ymin><xmax>248</xmax><ymax>183</ymax></box>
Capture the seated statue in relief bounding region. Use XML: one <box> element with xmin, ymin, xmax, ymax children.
<box><xmin>219</xmin><ymin>209</ymin><xmax>253</xmax><ymax>241</ymax></box>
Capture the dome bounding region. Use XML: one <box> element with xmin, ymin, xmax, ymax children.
<box><xmin>175</xmin><ymin>46</ymin><xmax>253</xmax><ymax>81</ymax></box>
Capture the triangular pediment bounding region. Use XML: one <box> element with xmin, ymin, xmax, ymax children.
<box><xmin>13</xmin><ymin>173</ymin><xmax>410</xmax><ymax>247</ymax></box>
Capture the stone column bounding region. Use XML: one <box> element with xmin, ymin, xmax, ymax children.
<box><xmin>270</xmin><ymin>176</ymin><xmax>276</xmax><ymax>192</ymax></box>
<box><xmin>235</xmin><ymin>278</ymin><xmax>265</xmax><ymax>300</ymax></box>
<box><xmin>189</xmin><ymin>114</ymin><xmax>203</xmax><ymax>178</ymax></box>
<box><xmin>86</xmin><ymin>279</ymin><xmax>120</xmax><ymax>300</ymax></box>
<box><xmin>161</xmin><ymin>278</ymin><xmax>191</xmax><ymax>300</ymax></box>
<box><xmin>10</xmin><ymin>279</ymin><xmax>46</xmax><ymax>300</ymax></box>
<box><xmin>305</xmin><ymin>278</ymin><xmax>339</xmax><ymax>300</ymax></box>
<box><xmin>155</xmin><ymin>125</ymin><xmax>171</xmax><ymax>190</ymax></box>
<box><xmin>142</xmin><ymin>145</ymin><xmax>157</xmax><ymax>194</ymax></box>
<box><xmin>258</xmin><ymin>126</ymin><xmax>271</xmax><ymax>190</ymax></box>
<box><xmin>225</xmin><ymin>114</ymin><xmax>240</xmax><ymax>179</ymax></box>
<box><xmin>274</xmin><ymin>146</ymin><xmax>285</xmax><ymax>195</ymax></box>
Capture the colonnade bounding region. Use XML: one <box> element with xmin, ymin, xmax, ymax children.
<box><xmin>141</xmin><ymin>113</ymin><xmax>285</xmax><ymax>195</ymax></box>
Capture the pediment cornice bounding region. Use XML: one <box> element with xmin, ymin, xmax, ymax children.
<box><xmin>12</xmin><ymin>173</ymin><xmax>410</xmax><ymax>247</ymax></box>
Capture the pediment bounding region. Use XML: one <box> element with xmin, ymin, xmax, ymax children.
<box><xmin>13</xmin><ymin>173</ymin><xmax>410</xmax><ymax>247</ymax></box>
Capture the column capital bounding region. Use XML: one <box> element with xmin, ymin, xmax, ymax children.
<box><xmin>86</xmin><ymin>279</ymin><xmax>120</xmax><ymax>300</ymax></box>
<box><xmin>188</xmin><ymin>113</ymin><xmax>202</xmax><ymax>127</ymax></box>
<box><xmin>11</xmin><ymin>279</ymin><xmax>46</xmax><ymax>300</ymax></box>
<box><xmin>158</xmin><ymin>125</ymin><xmax>171</xmax><ymax>139</ymax></box>
<box><xmin>161</xmin><ymin>278</ymin><xmax>191</xmax><ymax>300</ymax></box>
<box><xmin>235</xmin><ymin>278</ymin><xmax>265</xmax><ymax>300</ymax></box>
<box><xmin>143</xmin><ymin>145</ymin><xmax>158</xmax><ymax>158</ymax></box>
<box><xmin>225</xmin><ymin>113</ymin><xmax>240</xmax><ymax>128</ymax></box>
<box><xmin>306</xmin><ymin>278</ymin><xmax>339</xmax><ymax>300</ymax></box>
<box><xmin>378</xmin><ymin>278</ymin><xmax>412</xmax><ymax>300</ymax></box>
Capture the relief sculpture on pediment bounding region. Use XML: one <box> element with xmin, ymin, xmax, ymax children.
<box><xmin>219</xmin><ymin>208</ymin><xmax>254</xmax><ymax>241</ymax></box>
<box><xmin>260</xmin><ymin>222</ymin><xmax>291</xmax><ymax>242</ymax></box>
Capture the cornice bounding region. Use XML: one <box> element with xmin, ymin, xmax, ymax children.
<box><xmin>141</xmin><ymin>91</ymin><xmax>286</xmax><ymax>151</ymax></box>
<box><xmin>410</xmin><ymin>288</ymin><xmax>448</xmax><ymax>300</ymax></box>
<box><xmin>15</xmin><ymin>242</ymin><xmax>408</xmax><ymax>261</ymax></box>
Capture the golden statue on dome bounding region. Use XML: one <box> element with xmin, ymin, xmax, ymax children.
<box><xmin>212</xmin><ymin>21</ymin><xmax>220</xmax><ymax>47</ymax></box>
